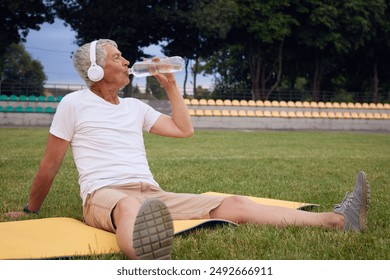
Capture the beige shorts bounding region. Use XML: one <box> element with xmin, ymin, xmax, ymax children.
<box><xmin>83</xmin><ymin>182</ymin><xmax>225</xmax><ymax>233</ymax></box>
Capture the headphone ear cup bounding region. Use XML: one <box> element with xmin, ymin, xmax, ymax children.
<box><xmin>87</xmin><ymin>63</ymin><xmax>104</xmax><ymax>82</ymax></box>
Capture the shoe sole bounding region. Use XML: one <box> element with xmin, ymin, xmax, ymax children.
<box><xmin>357</xmin><ymin>171</ymin><xmax>370</xmax><ymax>232</ymax></box>
<box><xmin>132</xmin><ymin>199</ymin><xmax>174</xmax><ymax>259</ymax></box>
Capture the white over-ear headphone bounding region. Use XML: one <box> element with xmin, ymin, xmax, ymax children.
<box><xmin>87</xmin><ymin>40</ymin><xmax>104</xmax><ymax>82</ymax></box>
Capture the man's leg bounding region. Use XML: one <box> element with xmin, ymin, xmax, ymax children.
<box><xmin>209</xmin><ymin>195</ymin><xmax>344</xmax><ymax>228</ymax></box>
<box><xmin>210</xmin><ymin>171</ymin><xmax>370</xmax><ymax>231</ymax></box>
<box><xmin>112</xmin><ymin>196</ymin><xmax>174</xmax><ymax>259</ymax></box>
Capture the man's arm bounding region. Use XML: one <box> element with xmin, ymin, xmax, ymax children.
<box><xmin>5</xmin><ymin>134</ymin><xmax>69</xmax><ymax>218</ymax></box>
<box><xmin>149</xmin><ymin>72</ymin><xmax>194</xmax><ymax>138</ymax></box>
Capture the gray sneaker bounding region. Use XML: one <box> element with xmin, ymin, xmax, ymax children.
<box><xmin>333</xmin><ymin>171</ymin><xmax>370</xmax><ymax>232</ymax></box>
<box><xmin>132</xmin><ymin>199</ymin><xmax>174</xmax><ymax>259</ymax></box>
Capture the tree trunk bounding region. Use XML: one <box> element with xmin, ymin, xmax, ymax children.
<box><xmin>312</xmin><ymin>51</ymin><xmax>322</xmax><ymax>102</ymax></box>
<box><xmin>248</xmin><ymin>44</ymin><xmax>262</xmax><ymax>100</ymax></box>
<box><xmin>370</xmin><ymin>61</ymin><xmax>379</xmax><ymax>103</ymax></box>
<box><xmin>183</xmin><ymin>58</ymin><xmax>189</xmax><ymax>98</ymax></box>
<box><xmin>193</xmin><ymin>56</ymin><xmax>199</xmax><ymax>98</ymax></box>
<box><xmin>266</xmin><ymin>41</ymin><xmax>284</xmax><ymax>100</ymax></box>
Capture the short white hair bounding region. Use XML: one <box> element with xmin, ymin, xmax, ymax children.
<box><xmin>73</xmin><ymin>39</ymin><xmax>118</xmax><ymax>88</ymax></box>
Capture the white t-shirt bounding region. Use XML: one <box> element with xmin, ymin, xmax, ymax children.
<box><xmin>49</xmin><ymin>89</ymin><xmax>162</xmax><ymax>204</ymax></box>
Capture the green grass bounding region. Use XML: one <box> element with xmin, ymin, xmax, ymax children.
<box><xmin>1</xmin><ymin>128</ymin><xmax>389</xmax><ymax>259</ymax></box>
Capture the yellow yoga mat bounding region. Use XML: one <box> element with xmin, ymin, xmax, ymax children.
<box><xmin>0</xmin><ymin>192</ymin><xmax>319</xmax><ymax>259</ymax></box>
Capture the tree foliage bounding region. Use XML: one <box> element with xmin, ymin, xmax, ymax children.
<box><xmin>1</xmin><ymin>44</ymin><xmax>47</xmax><ymax>96</ymax></box>
<box><xmin>4</xmin><ymin>0</ymin><xmax>390</xmax><ymax>102</ymax></box>
<box><xmin>0</xmin><ymin>0</ymin><xmax>53</xmax><ymax>78</ymax></box>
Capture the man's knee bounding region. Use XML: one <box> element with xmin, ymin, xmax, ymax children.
<box><xmin>211</xmin><ymin>195</ymin><xmax>251</xmax><ymax>222</ymax></box>
<box><xmin>112</xmin><ymin>197</ymin><xmax>141</xmax><ymax>227</ymax></box>
<box><xmin>223</xmin><ymin>195</ymin><xmax>250</xmax><ymax>207</ymax></box>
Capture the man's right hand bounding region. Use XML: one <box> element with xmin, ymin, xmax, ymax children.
<box><xmin>4</xmin><ymin>211</ymin><xmax>27</xmax><ymax>219</ymax></box>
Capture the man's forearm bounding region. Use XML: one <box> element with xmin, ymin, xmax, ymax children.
<box><xmin>165</xmin><ymin>82</ymin><xmax>194</xmax><ymax>137</ymax></box>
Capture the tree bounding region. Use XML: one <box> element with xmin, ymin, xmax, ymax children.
<box><xmin>52</xmin><ymin>0</ymin><xmax>175</xmax><ymax>96</ymax></box>
<box><xmin>146</xmin><ymin>76</ymin><xmax>166</xmax><ymax>99</ymax></box>
<box><xmin>160</xmin><ymin>0</ymin><xmax>238</xmax><ymax>98</ymax></box>
<box><xmin>1</xmin><ymin>44</ymin><xmax>47</xmax><ymax>96</ymax></box>
<box><xmin>0</xmin><ymin>0</ymin><xmax>53</xmax><ymax>78</ymax></box>
<box><xmin>342</xmin><ymin>0</ymin><xmax>389</xmax><ymax>103</ymax></box>
<box><xmin>225</xmin><ymin>0</ymin><xmax>298</xmax><ymax>100</ymax></box>
<box><xmin>290</xmin><ymin>0</ymin><xmax>385</xmax><ymax>101</ymax></box>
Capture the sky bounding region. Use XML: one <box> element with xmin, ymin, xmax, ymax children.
<box><xmin>24</xmin><ymin>19</ymin><xmax>212</xmax><ymax>91</ymax></box>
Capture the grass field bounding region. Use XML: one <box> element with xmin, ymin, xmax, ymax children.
<box><xmin>1</xmin><ymin>127</ymin><xmax>389</xmax><ymax>259</ymax></box>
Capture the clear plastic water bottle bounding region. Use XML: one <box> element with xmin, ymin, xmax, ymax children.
<box><xmin>128</xmin><ymin>56</ymin><xmax>184</xmax><ymax>77</ymax></box>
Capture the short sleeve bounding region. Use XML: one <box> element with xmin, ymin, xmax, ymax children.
<box><xmin>139</xmin><ymin>101</ymin><xmax>162</xmax><ymax>132</ymax></box>
<box><xmin>49</xmin><ymin>95</ymin><xmax>76</xmax><ymax>141</ymax></box>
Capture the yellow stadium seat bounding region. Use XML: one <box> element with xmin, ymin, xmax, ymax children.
<box><xmin>358</xmin><ymin>112</ymin><xmax>366</xmax><ymax>119</ymax></box>
<box><xmin>366</xmin><ymin>112</ymin><xmax>374</xmax><ymax>119</ymax></box>
<box><xmin>279</xmin><ymin>101</ymin><xmax>287</xmax><ymax>107</ymax></box>
<box><xmin>373</xmin><ymin>112</ymin><xmax>381</xmax><ymax>119</ymax></box>
<box><xmin>264</xmin><ymin>100</ymin><xmax>272</xmax><ymax>107</ymax></box>
<box><xmin>347</xmin><ymin>103</ymin><xmax>355</xmax><ymax>109</ymax></box>
<box><xmin>279</xmin><ymin>111</ymin><xmax>288</xmax><ymax>117</ymax></box>
<box><xmin>204</xmin><ymin>109</ymin><xmax>213</xmax><ymax>116</ymax></box>
<box><xmin>376</xmin><ymin>103</ymin><xmax>384</xmax><ymax>109</ymax></box>
<box><xmin>264</xmin><ymin>110</ymin><xmax>272</xmax><ymax>117</ymax></box>
<box><xmin>381</xmin><ymin>113</ymin><xmax>389</xmax><ymax>119</ymax></box>
<box><xmin>295</xmin><ymin>101</ymin><xmax>303</xmax><ymax>107</ymax></box>
<box><xmin>248</xmin><ymin>100</ymin><xmax>256</xmax><ymax>107</ymax></box>
<box><xmin>207</xmin><ymin>99</ymin><xmax>216</xmax><ymax>106</ymax></box>
<box><xmin>312</xmin><ymin>112</ymin><xmax>320</xmax><ymax>118</ymax></box>
<box><xmin>224</xmin><ymin>100</ymin><xmax>232</xmax><ymax>106</ymax></box>
<box><xmin>287</xmin><ymin>101</ymin><xmax>295</xmax><ymax>107</ymax></box>
<box><xmin>384</xmin><ymin>103</ymin><xmax>390</xmax><ymax>109</ymax></box>
<box><xmin>318</xmin><ymin>102</ymin><xmax>326</xmax><ymax>108</ymax></box>
<box><xmin>335</xmin><ymin>112</ymin><xmax>344</xmax><ymax>118</ymax></box>
<box><xmin>256</xmin><ymin>100</ymin><xmax>264</xmax><ymax>106</ymax></box>
<box><xmin>296</xmin><ymin>111</ymin><xmax>304</xmax><ymax>118</ymax></box>
<box><xmin>325</xmin><ymin>102</ymin><xmax>333</xmax><ymax>108</ymax></box>
<box><xmin>188</xmin><ymin>109</ymin><xmax>196</xmax><ymax>116</ymax></box>
<box><xmin>232</xmin><ymin>100</ymin><xmax>240</xmax><ymax>106</ymax></box>
<box><xmin>215</xmin><ymin>99</ymin><xmax>224</xmax><ymax>106</ymax></box>
<box><xmin>199</xmin><ymin>99</ymin><xmax>207</xmax><ymax>106</ymax></box>
<box><xmin>271</xmin><ymin>101</ymin><xmax>279</xmax><ymax>107</ymax></box>
<box><xmin>238</xmin><ymin>110</ymin><xmax>247</xmax><ymax>117</ymax></box>
<box><xmin>332</xmin><ymin>102</ymin><xmax>340</xmax><ymax>109</ymax></box>
<box><xmin>319</xmin><ymin>112</ymin><xmax>328</xmax><ymax>118</ymax></box>
<box><xmin>339</xmin><ymin>102</ymin><xmax>348</xmax><ymax>109</ymax></box>
<box><xmin>355</xmin><ymin>103</ymin><xmax>362</xmax><ymax>109</ymax></box>
<box><xmin>191</xmin><ymin>99</ymin><xmax>199</xmax><ymax>105</ymax></box>
<box><xmin>213</xmin><ymin>109</ymin><xmax>222</xmax><ymax>116</ymax></box>
<box><xmin>362</xmin><ymin>103</ymin><xmax>369</xmax><ymax>109</ymax></box>
<box><xmin>240</xmin><ymin>100</ymin><xmax>248</xmax><ymax>106</ymax></box>
<box><xmin>369</xmin><ymin>103</ymin><xmax>377</xmax><ymax>109</ymax></box>
<box><xmin>310</xmin><ymin>101</ymin><xmax>318</xmax><ymax>108</ymax></box>
<box><xmin>230</xmin><ymin>110</ymin><xmax>239</xmax><ymax>117</ymax></box>
<box><xmin>195</xmin><ymin>109</ymin><xmax>204</xmax><ymax>116</ymax></box>
<box><xmin>304</xmin><ymin>111</ymin><xmax>312</xmax><ymax>118</ymax></box>
<box><xmin>247</xmin><ymin>110</ymin><xmax>255</xmax><ymax>117</ymax></box>
<box><xmin>255</xmin><ymin>110</ymin><xmax>264</xmax><ymax>117</ymax></box>
<box><xmin>271</xmin><ymin>111</ymin><xmax>280</xmax><ymax>117</ymax></box>
<box><xmin>327</xmin><ymin>112</ymin><xmax>336</xmax><ymax>118</ymax></box>
<box><xmin>184</xmin><ymin>99</ymin><xmax>191</xmax><ymax>105</ymax></box>
<box><xmin>287</xmin><ymin>111</ymin><xmax>296</xmax><ymax>118</ymax></box>
<box><xmin>303</xmin><ymin>101</ymin><xmax>311</xmax><ymax>108</ymax></box>
<box><xmin>221</xmin><ymin>109</ymin><xmax>230</xmax><ymax>116</ymax></box>
<box><xmin>351</xmin><ymin>112</ymin><xmax>359</xmax><ymax>119</ymax></box>
<box><xmin>343</xmin><ymin>112</ymin><xmax>352</xmax><ymax>119</ymax></box>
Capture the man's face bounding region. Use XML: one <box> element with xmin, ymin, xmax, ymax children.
<box><xmin>102</xmin><ymin>44</ymin><xmax>130</xmax><ymax>88</ymax></box>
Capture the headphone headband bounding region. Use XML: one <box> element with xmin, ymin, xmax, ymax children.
<box><xmin>90</xmin><ymin>40</ymin><xmax>98</xmax><ymax>65</ymax></box>
<box><xmin>87</xmin><ymin>40</ymin><xmax>104</xmax><ymax>82</ymax></box>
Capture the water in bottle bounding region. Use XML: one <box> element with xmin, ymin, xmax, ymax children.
<box><xmin>128</xmin><ymin>56</ymin><xmax>184</xmax><ymax>77</ymax></box>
